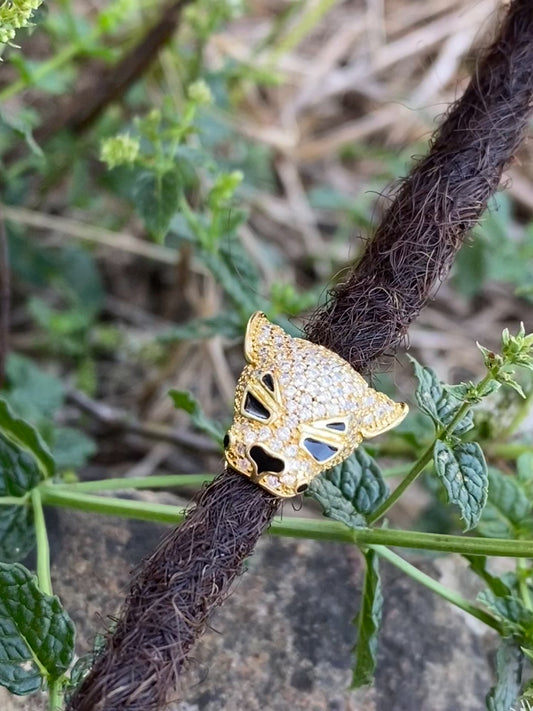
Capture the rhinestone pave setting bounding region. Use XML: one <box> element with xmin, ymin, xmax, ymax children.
<box><xmin>225</xmin><ymin>312</ymin><xmax>408</xmax><ymax>497</ymax></box>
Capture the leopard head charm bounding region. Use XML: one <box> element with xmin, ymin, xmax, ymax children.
<box><xmin>224</xmin><ymin>312</ymin><xmax>408</xmax><ymax>497</ymax></box>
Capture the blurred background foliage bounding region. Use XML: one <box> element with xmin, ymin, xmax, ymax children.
<box><xmin>0</xmin><ymin>0</ymin><xmax>532</xmax><ymax>530</ymax></box>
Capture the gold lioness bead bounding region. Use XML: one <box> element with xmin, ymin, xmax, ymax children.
<box><xmin>225</xmin><ymin>312</ymin><xmax>408</xmax><ymax>497</ymax></box>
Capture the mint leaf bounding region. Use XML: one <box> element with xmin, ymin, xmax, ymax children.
<box><xmin>464</xmin><ymin>556</ymin><xmax>512</xmax><ymax>598</ymax></box>
<box><xmin>0</xmin><ymin>399</ymin><xmax>54</xmax><ymax>479</ymax></box>
<box><xmin>50</xmin><ymin>426</ymin><xmax>96</xmax><ymax>471</ymax></box>
<box><xmin>158</xmin><ymin>312</ymin><xmax>243</xmax><ymax>343</ymax></box>
<box><xmin>308</xmin><ymin>477</ymin><xmax>367</xmax><ymax>529</ymax></box>
<box><xmin>5</xmin><ymin>354</ymin><xmax>65</xmax><ymax>423</ymax></box>
<box><xmin>200</xmin><ymin>247</ymin><xmax>261</xmax><ymax>314</ymax></box>
<box><xmin>478</xmin><ymin>469</ymin><xmax>532</xmax><ymax>539</ymax></box>
<box><xmin>434</xmin><ymin>440</ymin><xmax>488</xmax><ymax>530</ymax></box>
<box><xmin>0</xmin><ymin>430</ymin><xmax>45</xmax><ymax>563</ymax></box>
<box><xmin>0</xmin><ymin>433</ymin><xmax>43</xmax><ymax>497</ymax></box>
<box><xmin>486</xmin><ymin>638</ymin><xmax>523</xmax><ymax>711</ymax></box>
<box><xmin>517</xmin><ymin>452</ymin><xmax>533</xmax><ymax>496</ymax></box>
<box><xmin>0</xmin><ymin>506</ymin><xmax>35</xmax><ymax>564</ymax></box>
<box><xmin>352</xmin><ymin>549</ymin><xmax>383</xmax><ymax>688</ymax></box>
<box><xmin>169</xmin><ymin>389</ymin><xmax>224</xmax><ymax>446</ymax></box>
<box><xmin>133</xmin><ymin>169</ymin><xmax>181</xmax><ymax>242</ymax></box>
<box><xmin>0</xmin><ymin>563</ymin><xmax>75</xmax><ymax>695</ymax></box>
<box><xmin>309</xmin><ymin>448</ymin><xmax>388</xmax><ymax>528</ymax></box>
<box><xmin>408</xmin><ymin>356</ymin><xmax>473</xmax><ymax>435</ymax></box>
<box><xmin>478</xmin><ymin>589</ymin><xmax>533</xmax><ymax>634</ymax></box>
<box><xmin>322</xmin><ymin>448</ymin><xmax>388</xmax><ymax>515</ymax></box>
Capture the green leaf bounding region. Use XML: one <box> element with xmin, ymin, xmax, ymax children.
<box><xmin>158</xmin><ymin>312</ymin><xmax>243</xmax><ymax>343</ymax></box>
<box><xmin>0</xmin><ymin>563</ymin><xmax>75</xmax><ymax>695</ymax></box>
<box><xmin>0</xmin><ymin>506</ymin><xmax>35</xmax><ymax>564</ymax></box>
<box><xmin>486</xmin><ymin>638</ymin><xmax>523</xmax><ymax>711</ymax></box>
<box><xmin>517</xmin><ymin>453</ymin><xmax>533</xmax><ymax>490</ymax></box>
<box><xmin>478</xmin><ymin>469</ymin><xmax>532</xmax><ymax>539</ymax></box>
<box><xmin>133</xmin><ymin>169</ymin><xmax>181</xmax><ymax>242</ymax></box>
<box><xmin>169</xmin><ymin>390</ymin><xmax>224</xmax><ymax>446</ymax></box>
<box><xmin>0</xmin><ymin>108</ymin><xmax>42</xmax><ymax>157</ymax></box>
<box><xmin>199</xmin><ymin>247</ymin><xmax>261</xmax><ymax>314</ymax></box>
<box><xmin>0</xmin><ymin>427</ymin><xmax>46</xmax><ymax>563</ymax></box>
<box><xmin>464</xmin><ymin>556</ymin><xmax>512</xmax><ymax>598</ymax></box>
<box><xmin>0</xmin><ymin>399</ymin><xmax>54</xmax><ymax>479</ymax></box>
<box><xmin>50</xmin><ymin>427</ymin><xmax>96</xmax><ymax>471</ymax></box>
<box><xmin>478</xmin><ymin>589</ymin><xmax>533</xmax><ymax>634</ymax></box>
<box><xmin>0</xmin><ymin>432</ymin><xmax>43</xmax><ymax>498</ymax></box>
<box><xmin>57</xmin><ymin>246</ymin><xmax>105</xmax><ymax>316</ymax></box>
<box><xmin>408</xmin><ymin>356</ymin><xmax>473</xmax><ymax>435</ymax></box>
<box><xmin>29</xmin><ymin>298</ymin><xmax>93</xmax><ymax>340</ymax></box>
<box><xmin>5</xmin><ymin>354</ymin><xmax>65</xmax><ymax>423</ymax></box>
<box><xmin>310</xmin><ymin>448</ymin><xmax>388</xmax><ymax>522</ymax></box>
<box><xmin>434</xmin><ymin>440</ymin><xmax>488</xmax><ymax>530</ymax></box>
<box><xmin>352</xmin><ymin>549</ymin><xmax>383</xmax><ymax>688</ymax></box>
<box><xmin>308</xmin><ymin>477</ymin><xmax>367</xmax><ymax>529</ymax></box>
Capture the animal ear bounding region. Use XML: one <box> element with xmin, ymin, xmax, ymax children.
<box><xmin>244</xmin><ymin>311</ymin><xmax>286</xmax><ymax>364</ymax></box>
<box><xmin>358</xmin><ymin>388</ymin><xmax>409</xmax><ymax>438</ymax></box>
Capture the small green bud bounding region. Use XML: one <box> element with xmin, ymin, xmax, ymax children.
<box><xmin>100</xmin><ymin>133</ymin><xmax>140</xmax><ymax>169</ymax></box>
<box><xmin>187</xmin><ymin>79</ymin><xmax>213</xmax><ymax>106</ymax></box>
<box><xmin>207</xmin><ymin>170</ymin><xmax>243</xmax><ymax>208</ymax></box>
<box><xmin>0</xmin><ymin>0</ymin><xmax>43</xmax><ymax>44</ymax></box>
<box><xmin>0</xmin><ymin>27</ymin><xmax>16</xmax><ymax>43</ymax></box>
<box><xmin>478</xmin><ymin>325</ymin><xmax>533</xmax><ymax>398</ymax></box>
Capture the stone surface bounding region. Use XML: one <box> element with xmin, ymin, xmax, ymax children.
<box><xmin>0</xmin><ymin>492</ymin><xmax>495</xmax><ymax>710</ymax></box>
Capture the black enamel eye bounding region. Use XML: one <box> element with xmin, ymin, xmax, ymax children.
<box><xmin>297</xmin><ymin>483</ymin><xmax>308</xmax><ymax>494</ymax></box>
<box><xmin>223</xmin><ymin>432</ymin><xmax>230</xmax><ymax>449</ymax></box>
<box><xmin>262</xmin><ymin>373</ymin><xmax>275</xmax><ymax>392</ymax></box>
<box><xmin>326</xmin><ymin>422</ymin><xmax>346</xmax><ymax>432</ymax></box>
<box><xmin>250</xmin><ymin>445</ymin><xmax>284</xmax><ymax>474</ymax></box>
<box><xmin>244</xmin><ymin>391</ymin><xmax>270</xmax><ymax>420</ymax></box>
<box><xmin>303</xmin><ymin>438</ymin><xmax>338</xmax><ymax>462</ymax></box>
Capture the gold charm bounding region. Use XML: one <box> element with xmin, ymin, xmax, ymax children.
<box><xmin>224</xmin><ymin>312</ymin><xmax>408</xmax><ymax>497</ymax></box>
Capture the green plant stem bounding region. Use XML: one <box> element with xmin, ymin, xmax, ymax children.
<box><xmin>37</xmin><ymin>487</ymin><xmax>533</xmax><ymax>558</ymax></box>
<box><xmin>53</xmin><ymin>473</ymin><xmax>214</xmax><ymax>493</ymax></box>
<box><xmin>48</xmin><ymin>682</ymin><xmax>61</xmax><ymax>711</ymax></box>
<box><xmin>371</xmin><ymin>544</ymin><xmax>502</xmax><ymax>632</ymax></box>
<box><xmin>39</xmin><ymin>487</ymin><xmax>186</xmax><ymax>523</ymax></box>
<box><xmin>0</xmin><ymin>43</ymin><xmax>80</xmax><ymax>103</ymax></box>
<box><xmin>381</xmin><ymin>463</ymin><xmax>413</xmax><ymax>478</ymax></box>
<box><xmin>31</xmin><ymin>489</ymin><xmax>52</xmax><ymax>596</ymax></box>
<box><xmin>0</xmin><ymin>495</ymin><xmax>28</xmax><ymax>505</ymax></box>
<box><xmin>501</xmin><ymin>387</ymin><xmax>533</xmax><ymax>439</ymax></box>
<box><xmin>366</xmin><ymin>438</ymin><xmax>436</xmax><ymax>523</ymax></box>
<box><xmin>30</xmin><ymin>489</ymin><xmax>62</xmax><ymax>711</ymax></box>
<box><xmin>273</xmin><ymin>517</ymin><xmax>533</xmax><ymax>557</ymax></box>
<box><xmin>0</xmin><ymin>0</ymin><xmax>163</xmax><ymax>104</ymax></box>
<box><xmin>488</xmin><ymin>442</ymin><xmax>533</xmax><ymax>459</ymax></box>
<box><xmin>369</xmin><ymin>374</ymin><xmax>493</xmax><ymax>524</ymax></box>
<box><xmin>518</xmin><ymin>558</ymin><xmax>533</xmax><ymax>611</ymax></box>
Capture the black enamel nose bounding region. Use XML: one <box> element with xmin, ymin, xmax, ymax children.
<box><xmin>250</xmin><ymin>445</ymin><xmax>284</xmax><ymax>474</ymax></box>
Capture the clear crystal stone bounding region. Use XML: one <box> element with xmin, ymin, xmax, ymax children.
<box><xmin>266</xmin><ymin>475</ymin><xmax>279</xmax><ymax>488</ymax></box>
